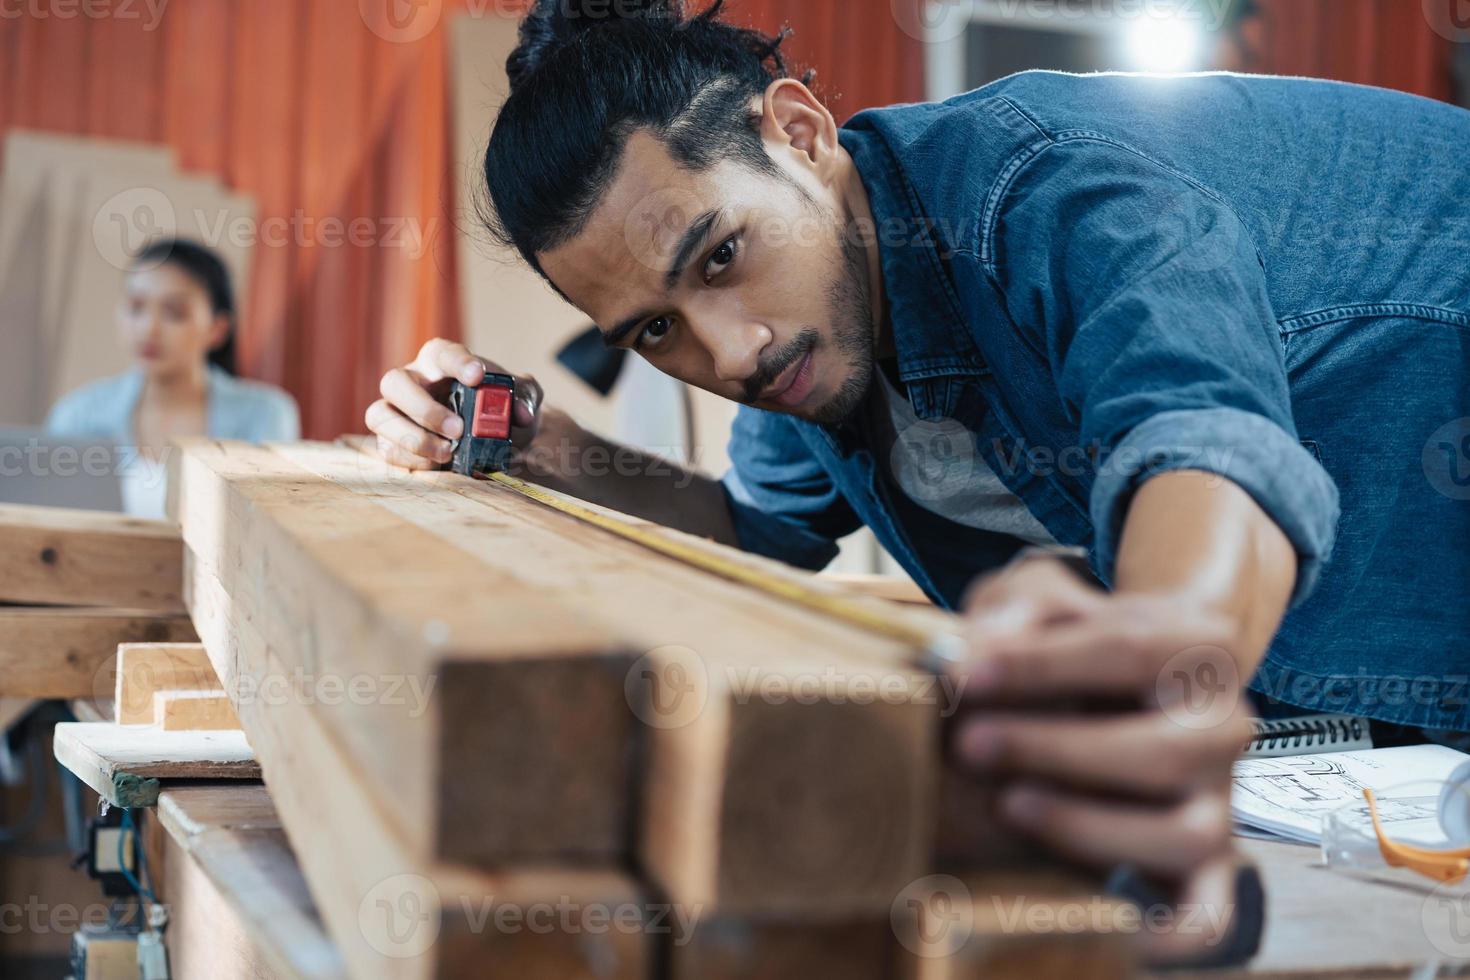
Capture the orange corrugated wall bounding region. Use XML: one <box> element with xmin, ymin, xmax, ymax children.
<box><xmin>0</xmin><ymin>0</ymin><xmax>922</xmax><ymax>439</ymax></box>
<box><xmin>1242</xmin><ymin>0</ymin><xmax>1456</xmax><ymax>103</ymax></box>
<box><xmin>0</xmin><ymin>0</ymin><xmax>471</xmax><ymax>439</ymax></box>
<box><xmin>0</xmin><ymin>1</ymin><xmax>1452</xmax><ymax>437</ymax></box>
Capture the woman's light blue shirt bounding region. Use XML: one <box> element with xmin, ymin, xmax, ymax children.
<box><xmin>45</xmin><ymin>366</ymin><xmax>299</xmax><ymax>517</ymax></box>
<box><xmin>46</xmin><ymin>366</ymin><xmax>299</xmax><ymax>444</ymax></box>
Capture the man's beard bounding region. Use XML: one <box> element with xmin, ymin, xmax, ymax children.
<box><xmin>740</xmin><ymin>216</ymin><xmax>876</xmax><ymax>426</ymax></box>
<box><xmin>811</xmin><ymin>221</ymin><xmax>877</xmax><ymax>426</ymax></box>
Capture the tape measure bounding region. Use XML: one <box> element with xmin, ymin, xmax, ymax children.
<box><xmin>481</xmin><ymin>469</ymin><xmax>955</xmax><ymax>655</ymax></box>
<box><xmin>446</xmin><ymin>378</ymin><xmax>954</xmax><ymax>655</ymax></box>
<box><xmin>449</xmin><ymin>378</ymin><xmax>517</xmax><ymax>477</ymax></box>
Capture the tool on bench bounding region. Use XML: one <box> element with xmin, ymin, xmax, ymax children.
<box><xmin>494</xmin><ymin>467</ymin><xmax>961</xmax><ymax>653</ymax></box>
<box><xmin>443</xmin><ymin>377</ymin><xmax>960</xmax><ymax>653</ymax></box>
<box><xmin>448</xmin><ymin>376</ymin><xmax>517</xmax><ymax>478</ymax></box>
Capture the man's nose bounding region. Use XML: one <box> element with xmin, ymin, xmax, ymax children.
<box><xmin>691</xmin><ymin>315</ymin><xmax>771</xmax><ymax>385</ymax></box>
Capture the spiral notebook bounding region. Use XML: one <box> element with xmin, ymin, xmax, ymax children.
<box><xmin>1243</xmin><ymin>713</ymin><xmax>1374</xmax><ymax>759</ymax></box>
<box><xmin>1230</xmin><ymin>743</ymin><xmax>1470</xmax><ymax>845</ymax></box>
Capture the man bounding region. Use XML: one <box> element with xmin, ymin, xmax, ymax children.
<box><xmin>367</xmin><ymin>0</ymin><xmax>1470</xmax><ymax>955</ymax></box>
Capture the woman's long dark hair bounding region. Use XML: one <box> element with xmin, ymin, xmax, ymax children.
<box><xmin>133</xmin><ymin>238</ymin><xmax>237</xmax><ymax>376</ymax></box>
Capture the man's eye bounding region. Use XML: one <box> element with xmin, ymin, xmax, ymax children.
<box><xmin>704</xmin><ymin>237</ymin><xmax>738</xmax><ymax>281</ymax></box>
<box><xmin>638</xmin><ymin>316</ymin><xmax>673</xmax><ymax>350</ymax></box>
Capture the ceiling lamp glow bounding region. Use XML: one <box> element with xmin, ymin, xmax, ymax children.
<box><xmin>1125</xmin><ymin>15</ymin><xmax>1203</xmax><ymax>73</ymax></box>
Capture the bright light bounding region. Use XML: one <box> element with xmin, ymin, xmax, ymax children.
<box><xmin>1124</xmin><ymin>15</ymin><xmax>1203</xmax><ymax>73</ymax></box>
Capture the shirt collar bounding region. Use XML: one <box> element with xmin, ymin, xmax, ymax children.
<box><xmin>838</xmin><ymin>124</ymin><xmax>987</xmax><ymax>385</ymax></box>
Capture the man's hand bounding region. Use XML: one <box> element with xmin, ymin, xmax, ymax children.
<box><xmin>363</xmin><ymin>338</ymin><xmax>740</xmax><ymax>545</ymax></box>
<box><xmin>365</xmin><ymin>338</ymin><xmax>546</xmax><ymax>471</ymax></box>
<box><xmin>947</xmin><ymin>555</ymin><xmax>1252</xmax><ymax>959</ymax></box>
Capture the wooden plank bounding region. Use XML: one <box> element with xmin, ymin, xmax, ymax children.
<box><xmin>158</xmin><ymin>784</ymin><xmax>282</xmax><ymax>836</ymax></box>
<box><xmin>52</xmin><ymin>721</ymin><xmax>258</xmax><ymax>808</ymax></box>
<box><xmin>172</xmin><ymin>439</ymin><xmax>643</xmax><ymax>868</ymax></box>
<box><xmin>0</xmin><ymin>608</ymin><xmax>196</xmax><ymax>699</ymax></box>
<box><xmin>187</xmin><ymin>565</ymin><xmax>649</xmax><ymax>980</ymax></box>
<box><xmin>0</xmin><ymin>130</ymin><xmax>174</xmax><ymax>425</ymax></box>
<box><xmin>898</xmin><ymin>872</ymin><xmax>1136</xmax><ymax>980</ymax></box>
<box><xmin>671</xmin><ymin>919</ymin><xmax>897</xmax><ymax>979</ymax></box>
<box><xmin>820</xmin><ymin>572</ymin><xmax>933</xmax><ymax>605</ymax></box>
<box><xmin>0</xmin><ymin>503</ymin><xmax>184</xmax><ymax>610</ymax></box>
<box><xmin>672</xmin><ymin>871</ymin><xmax>1136</xmax><ymax>979</ymax></box>
<box><xmin>157</xmin><ymin>785</ymin><xmax>348</xmax><ymax>980</ymax></box>
<box><xmin>115</xmin><ymin>642</ymin><xmax>222</xmax><ymax>725</ymax></box>
<box><xmin>269</xmin><ymin>440</ymin><xmax>945</xmax><ymax>916</ymax></box>
<box><xmin>161</xmin><ymin>829</ymin><xmax>337</xmax><ymax>980</ymax></box>
<box><xmin>156</xmin><ymin>690</ymin><xmax>240</xmax><ymax>732</ymax></box>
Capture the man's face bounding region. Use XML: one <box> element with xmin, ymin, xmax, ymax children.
<box><xmin>539</xmin><ymin>130</ymin><xmax>876</xmax><ymax>426</ymax></box>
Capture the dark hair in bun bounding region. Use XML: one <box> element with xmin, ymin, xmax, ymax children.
<box><xmin>483</xmin><ymin>0</ymin><xmax>807</xmax><ymax>277</ymax></box>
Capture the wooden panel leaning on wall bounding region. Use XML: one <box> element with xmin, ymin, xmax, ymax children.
<box><xmin>170</xmin><ymin>439</ymin><xmax>1133</xmax><ymax>979</ymax></box>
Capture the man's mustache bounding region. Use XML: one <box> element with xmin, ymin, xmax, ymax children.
<box><xmin>741</xmin><ymin>328</ymin><xmax>818</xmax><ymax>404</ymax></box>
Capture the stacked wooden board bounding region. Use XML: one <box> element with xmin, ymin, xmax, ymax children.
<box><xmin>0</xmin><ymin>504</ymin><xmax>196</xmax><ymax>704</ymax></box>
<box><xmin>170</xmin><ymin>439</ymin><xmax>1134</xmax><ymax>979</ymax></box>
<box><xmin>155</xmin><ymin>784</ymin><xmax>348</xmax><ymax>980</ymax></box>
<box><xmin>53</xmin><ymin>641</ymin><xmax>257</xmax><ymax>807</ymax></box>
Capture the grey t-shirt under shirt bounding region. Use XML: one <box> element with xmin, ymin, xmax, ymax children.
<box><xmin>867</xmin><ymin>363</ymin><xmax>1055</xmax><ymax>546</ymax></box>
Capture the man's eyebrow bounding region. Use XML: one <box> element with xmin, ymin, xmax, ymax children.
<box><xmin>600</xmin><ymin>209</ymin><xmax>724</xmax><ymax>348</ymax></box>
<box><xmin>663</xmin><ymin>209</ymin><xmax>722</xmax><ymax>291</ymax></box>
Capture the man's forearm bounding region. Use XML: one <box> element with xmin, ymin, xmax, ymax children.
<box><xmin>516</xmin><ymin>408</ymin><xmax>741</xmax><ymax>547</ymax></box>
<box><xmin>1113</xmin><ymin>469</ymin><xmax>1297</xmax><ymax>671</ymax></box>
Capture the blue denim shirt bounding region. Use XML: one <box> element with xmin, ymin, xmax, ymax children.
<box><xmin>722</xmin><ymin>72</ymin><xmax>1470</xmax><ymax>731</ymax></box>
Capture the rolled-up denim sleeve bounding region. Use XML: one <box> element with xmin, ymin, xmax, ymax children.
<box><xmin>720</xmin><ymin>406</ymin><xmax>862</xmax><ymax>571</ymax></box>
<box><xmin>992</xmin><ymin>139</ymin><xmax>1339</xmax><ymax>604</ymax></box>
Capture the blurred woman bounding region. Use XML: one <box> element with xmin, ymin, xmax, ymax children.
<box><xmin>46</xmin><ymin>238</ymin><xmax>298</xmax><ymax>517</ymax></box>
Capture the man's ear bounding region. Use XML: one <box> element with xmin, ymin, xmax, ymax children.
<box><xmin>759</xmin><ymin>79</ymin><xmax>841</xmax><ymax>184</ymax></box>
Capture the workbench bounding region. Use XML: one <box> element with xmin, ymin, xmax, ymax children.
<box><xmin>134</xmin><ymin>781</ymin><xmax>1470</xmax><ymax>980</ymax></box>
<box><xmin>1221</xmin><ymin>838</ymin><xmax>1470</xmax><ymax>979</ymax></box>
<box><xmin>15</xmin><ymin>457</ymin><xmax>1468</xmax><ymax>978</ymax></box>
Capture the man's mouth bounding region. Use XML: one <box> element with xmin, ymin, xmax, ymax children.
<box><xmin>761</xmin><ymin>348</ymin><xmax>817</xmax><ymax>408</ymax></box>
